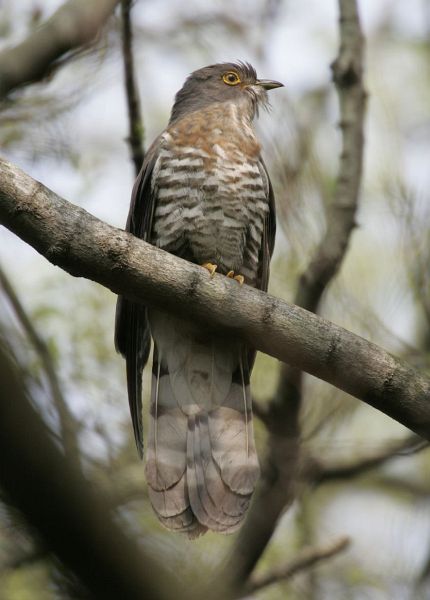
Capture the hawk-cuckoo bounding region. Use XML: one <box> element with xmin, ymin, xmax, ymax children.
<box><xmin>115</xmin><ymin>62</ymin><xmax>282</xmax><ymax>536</ymax></box>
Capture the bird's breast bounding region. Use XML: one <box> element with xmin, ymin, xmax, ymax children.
<box><xmin>150</xmin><ymin>111</ymin><xmax>269</xmax><ymax>283</ymax></box>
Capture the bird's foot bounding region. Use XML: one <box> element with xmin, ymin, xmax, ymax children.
<box><xmin>227</xmin><ymin>271</ymin><xmax>245</xmax><ymax>286</ymax></box>
<box><xmin>202</xmin><ymin>262</ymin><xmax>217</xmax><ymax>277</ymax></box>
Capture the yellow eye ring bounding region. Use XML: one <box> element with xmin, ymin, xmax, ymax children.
<box><xmin>222</xmin><ymin>71</ymin><xmax>241</xmax><ymax>86</ymax></box>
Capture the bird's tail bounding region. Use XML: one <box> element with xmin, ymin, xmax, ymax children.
<box><xmin>145</xmin><ymin>310</ymin><xmax>260</xmax><ymax>536</ymax></box>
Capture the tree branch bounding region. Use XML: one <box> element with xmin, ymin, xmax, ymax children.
<box><xmin>0</xmin><ymin>341</ymin><xmax>177</xmax><ymax>600</ymax></box>
<box><xmin>0</xmin><ymin>156</ymin><xmax>429</xmax><ymax>436</ymax></box>
<box><xmin>296</xmin><ymin>0</ymin><xmax>365</xmax><ymax>312</ymax></box>
<box><xmin>231</xmin><ymin>394</ymin><xmax>300</xmax><ymax>588</ymax></box>
<box><xmin>304</xmin><ymin>433</ymin><xmax>426</xmax><ymax>485</ymax></box>
<box><xmin>120</xmin><ymin>0</ymin><xmax>145</xmax><ymax>175</ymax></box>
<box><xmin>242</xmin><ymin>536</ymin><xmax>350</xmax><ymax>596</ymax></box>
<box><xmin>0</xmin><ymin>0</ymin><xmax>120</xmax><ymax>98</ymax></box>
<box><xmin>0</xmin><ymin>264</ymin><xmax>82</xmax><ymax>471</ymax></box>
<box><xmin>231</xmin><ymin>0</ymin><xmax>366</xmax><ymax>582</ymax></box>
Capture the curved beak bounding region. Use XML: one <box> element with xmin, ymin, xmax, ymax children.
<box><xmin>257</xmin><ymin>79</ymin><xmax>284</xmax><ymax>90</ymax></box>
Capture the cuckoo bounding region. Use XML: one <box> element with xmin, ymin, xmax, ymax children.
<box><xmin>115</xmin><ymin>62</ymin><xmax>282</xmax><ymax>536</ymax></box>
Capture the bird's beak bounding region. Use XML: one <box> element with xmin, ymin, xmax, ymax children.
<box><xmin>257</xmin><ymin>79</ymin><xmax>284</xmax><ymax>90</ymax></box>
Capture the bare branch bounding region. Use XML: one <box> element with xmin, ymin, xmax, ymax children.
<box><xmin>0</xmin><ymin>264</ymin><xmax>81</xmax><ymax>470</ymax></box>
<box><xmin>304</xmin><ymin>433</ymin><xmax>427</xmax><ymax>485</ymax></box>
<box><xmin>231</xmin><ymin>0</ymin><xmax>367</xmax><ymax>582</ymax></box>
<box><xmin>231</xmin><ymin>385</ymin><xmax>301</xmax><ymax>587</ymax></box>
<box><xmin>0</xmin><ymin>341</ymin><xmax>178</xmax><ymax>600</ymax></box>
<box><xmin>297</xmin><ymin>0</ymin><xmax>365</xmax><ymax>312</ymax></box>
<box><xmin>120</xmin><ymin>0</ymin><xmax>145</xmax><ymax>175</ymax></box>
<box><xmin>0</xmin><ymin>157</ymin><xmax>429</xmax><ymax>436</ymax></box>
<box><xmin>0</xmin><ymin>0</ymin><xmax>120</xmax><ymax>98</ymax></box>
<box><xmin>243</xmin><ymin>536</ymin><xmax>351</xmax><ymax>596</ymax></box>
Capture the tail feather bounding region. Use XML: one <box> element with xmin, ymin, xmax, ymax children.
<box><xmin>158</xmin><ymin>508</ymin><xmax>197</xmax><ymax>532</ymax></box>
<box><xmin>145</xmin><ymin>365</ymin><xmax>188</xmax><ymax>490</ymax></box>
<box><xmin>146</xmin><ymin>311</ymin><xmax>260</xmax><ymax>536</ymax></box>
<box><xmin>147</xmin><ymin>473</ymin><xmax>188</xmax><ymax>518</ymax></box>
<box><xmin>198</xmin><ymin>413</ymin><xmax>251</xmax><ymax>520</ymax></box>
<box><xmin>186</xmin><ymin>415</ymin><xmax>223</xmax><ymax>531</ymax></box>
<box><xmin>195</xmin><ymin>413</ymin><xmax>247</xmax><ymax>530</ymax></box>
<box><xmin>209</xmin><ymin>406</ymin><xmax>259</xmax><ymax>495</ymax></box>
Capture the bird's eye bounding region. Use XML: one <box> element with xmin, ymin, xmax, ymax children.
<box><xmin>222</xmin><ymin>71</ymin><xmax>241</xmax><ymax>86</ymax></box>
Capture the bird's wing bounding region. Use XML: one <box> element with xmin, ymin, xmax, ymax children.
<box><xmin>258</xmin><ymin>158</ymin><xmax>276</xmax><ymax>293</ymax></box>
<box><xmin>114</xmin><ymin>136</ymin><xmax>161</xmax><ymax>458</ymax></box>
<box><xmin>247</xmin><ymin>159</ymin><xmax>276</xmax><ymax>371</ymax></box>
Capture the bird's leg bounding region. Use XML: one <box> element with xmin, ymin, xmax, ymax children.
<box><xmin>201</xmin><ymin>262</ymin><xmax>217</xmax><ymax>277</ymax></box>
<box><xmin>227</xmin><ymin>271</ymin><xmax>245</xmax><ymax>286</ymax></box>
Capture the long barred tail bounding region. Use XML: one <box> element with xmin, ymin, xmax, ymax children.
<box><xmin>145</xmin><ymin>310</ymin><xmax>260</xmax><ymax>536</ymax></box>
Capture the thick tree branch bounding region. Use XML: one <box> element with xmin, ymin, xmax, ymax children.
<box><xmin>242</xmin><ymin>536</ymin><xmax>350</xmax><ymax>596</ymax></box>
<box><xmin>0</xmin><ymin>0</ymin><xmax>120</xmax><ymax>98</ymax></box>
<box><xmin>0</xmin><ymin>157</ymin><xmax>429</xmax><ymax>434</ymax></box>
<box><xmin>120</xmin><ymin>0</ymin><xmax>145</xmax><ymax>175</ymax></box>
<box><xmin>232</xmin><ymin>0</ymin><xmax>366</xmax><ymax>582</ymax></box>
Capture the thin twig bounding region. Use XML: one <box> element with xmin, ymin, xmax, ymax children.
<box><xmin>0</xmin><ymin>264</ymin><xmax>81</xmax><ymax>471</ymax></box>
<box><xmin>304</xmin><ymin>433</ymin><xmax>426</xmax><ymax>484</ymax></box>
<box><xmin>120</xmin><ymin>0</ymin><xmax>145</xmax><ymax>175</ymax></box>
<box><xmin>243</xmin><ymin>536</ymin><xmax>351</xmax><ymax>596</ymax></box>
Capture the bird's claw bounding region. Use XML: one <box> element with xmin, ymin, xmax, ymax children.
<box><xmin>227</xmin><ymin>271</ymin><xmax>245</xmax><ymax>286</ymax></box>
<box><xmin>202</xmin><ymin>262</ymin><xmax>217</xmax><ymax>277</ymax></box>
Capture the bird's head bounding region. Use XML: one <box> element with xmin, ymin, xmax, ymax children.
<box><xmin>169</xmin><ymin>62</ymin><xmax>283</xmax><ymax>124</ymax></box>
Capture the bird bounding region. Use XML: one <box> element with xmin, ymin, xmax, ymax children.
<box><xmin>115</xmin><ymin>62</ymin><xmax>282</xmax><ymax>536</ymax></box>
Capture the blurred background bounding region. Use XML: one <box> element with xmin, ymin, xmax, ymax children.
<box><xmin>1</xmin><ymin>0</ymin><xmax>430</xmax><ymax>598</ymax></box>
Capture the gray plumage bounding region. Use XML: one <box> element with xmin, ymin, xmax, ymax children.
<box><xmin>115</xmin><ymin>62</ymin><xmax>281</xmax><ymax>536</ymax></box>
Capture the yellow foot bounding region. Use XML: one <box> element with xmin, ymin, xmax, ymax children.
<box><xmin>202</xmin><ymin>262</ymin><xmax>217</xmax><ymax>277</ymax></box>
<box><xmin>234</xmin><ymin>274</ymin><xmax>245</xmax><ymax>286</ymax></box>
<box><xmin>227</xmin><ymin>271</ymin><xmax>245</xmax><ymax>286</ymax></box>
